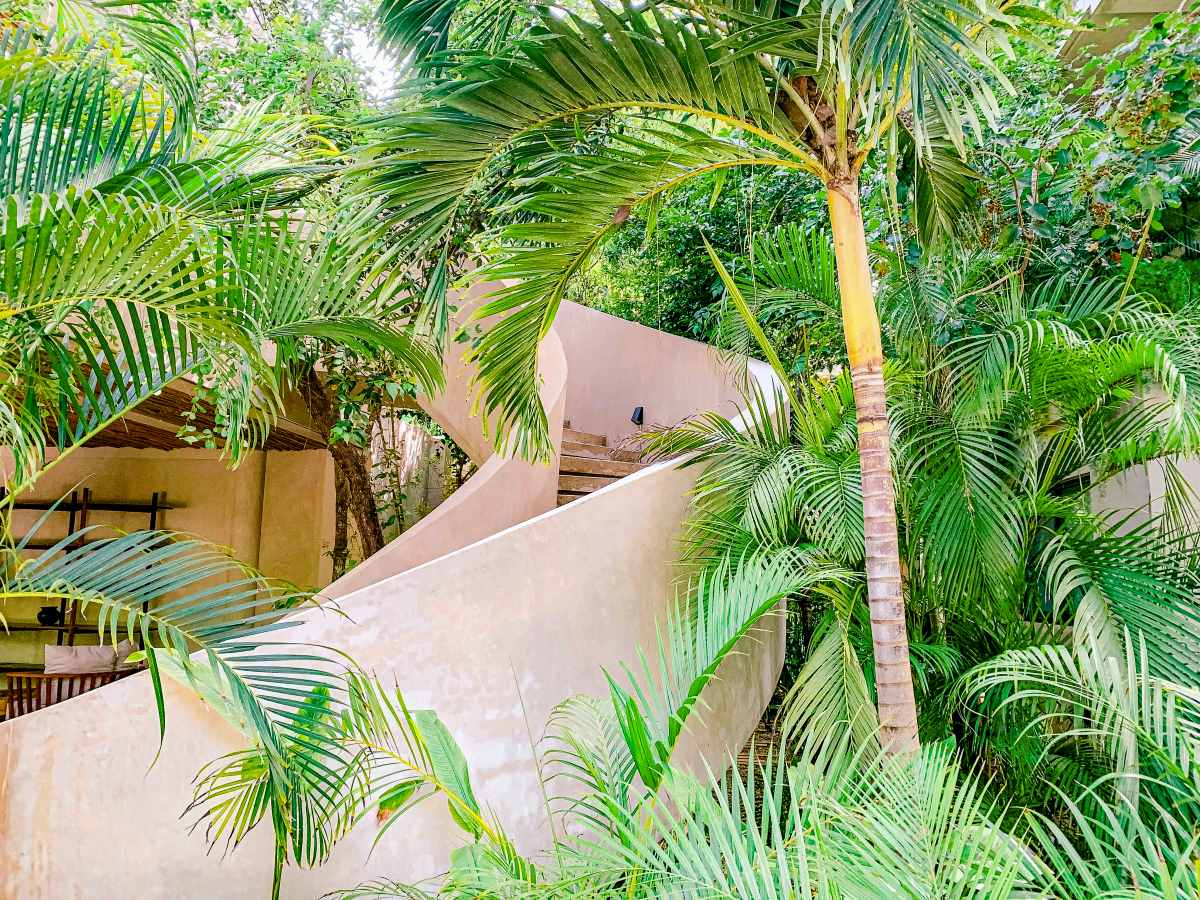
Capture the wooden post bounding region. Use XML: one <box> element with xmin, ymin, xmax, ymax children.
<box><xmin>57</xmin><ymin>490</ymin><xmax>79</xmax><ymax>647</ymax></box>
<box><xmin>64</xmin><ymin>488</ymin><xmax>90</xmax><ymax>647</ymax></box>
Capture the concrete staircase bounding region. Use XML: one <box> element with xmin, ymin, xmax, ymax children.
<box><xmin>557</xmin><ymin>424</ymin><xmax>646</xmax><ymax>506</ymax></box>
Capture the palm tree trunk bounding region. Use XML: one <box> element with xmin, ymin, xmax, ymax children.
<box><xmin>826</xmin><ymin>176</ymin><xmax>919</xmax><ymax>754</ymax></box>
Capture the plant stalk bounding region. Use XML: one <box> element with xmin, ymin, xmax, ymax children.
<box><xmin>826</xmin><ymin>177</ymin><xmax>919</xmax><ymax>754</ymax></box>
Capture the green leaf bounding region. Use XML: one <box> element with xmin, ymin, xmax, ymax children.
<box><xmin>703</xmin><ymin>235</ymin><xmax>800</xmax><ymax>413</ymax></box>
<box><xmin>412</xmin><ymin>709</ymin><xmax>483</xmax><ymax>837</ymax></box>
<box><xmin>377</xmin><ymin>780</ymin><xmax>422</xmax><ymax>816</ymax></box>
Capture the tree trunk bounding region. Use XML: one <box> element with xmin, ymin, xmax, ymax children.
<box><xmin>826</xmin><ymin>177</ymin><xmax>919</xmax><ymax>754</ymax></box>
<box><xmin>331</xmin><ymin>467</ymin><xmax>350</xmax><ymax>579</ymax></box>
<box><xmin>297</xmin><ymin>368</ymin><xmax>386</xmax><ymax>561</ymax></box>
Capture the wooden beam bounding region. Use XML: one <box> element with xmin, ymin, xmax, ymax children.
<box><xmin>85</xmin><ymin>384</ymin><xmax>325</xmax><ymax>451</ymax></box>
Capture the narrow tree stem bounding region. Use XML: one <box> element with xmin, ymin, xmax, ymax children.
<box><xmin>298</xmin><ymin>368</ymin><xmax>386</xmax><ymax>560</ymax></box>
<box><xmin>826</xmin><ymin>178</ymin><xmax>919</xmax><ymax>754</ymax></box>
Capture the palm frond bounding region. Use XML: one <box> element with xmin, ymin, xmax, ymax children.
<box><xmin>715</xmin><ymin>223</ymin><xmax>840</xmax><ymax>361</ymax></box>
<box><xmin>541</xmin><ymin>694</ymin><xmax>637</xmax><ymax>837</ymax></box>
<box><xmin>893</xmin><ymin>391</ymin><xmax>1027</xmax><ymax>603</ymax></box>
<box><xmin>1024</xmin><ymin>786</ymin><xmax>1200</xmax><ymax>899</ymax></box>
<box><xmin>1036</xmin><ymin>516</ymin><xmax>1200</xmax><ymax>684</ymax></box>
<box><xmin>0</xmin><ymin>192</ymin><xmax>442</xmax><ymax>493</ymax></box>
<box><xmin>958</xmin><ymin>635</ymin><xmax>1200</xmax><ymax>811</ymax></box>
<box><xmin>903</xmin><ymin>126</ymin><xmax>982</xmax><ymax>247</ymax></box>
<box><xmin>53</xmin><ymin>0</ymin><xmax>198</xmax><ymax>138</ymax></box>
<box><xmin>0</xmin><ymin>60</ymin><xmax>175</xmax><ymax>203</ymax></box>
<box><xmin>336</xmin><ymin>675</ymin><xmax>538</xmax><ymax>891</ymax></box>
<box><xmin>375</xmin><ymin>0</ymin><xmax>528</xmax><ymax>71</ymax></box>
<box><xmin>107</xmin><ymin>99</ymin><xmax>338</xmax><ymax>213</ymax></box>
<box><xmin>779</xmin><ymin>587</ymin><xmax>879</xmax><ymax>754</ymax></box>
<box><xmin>329</xmin><ymin>879</ymin><xmax>439</xmax><ymax>900</ymax></box>
<box><xmin>354</xmin><ymin>5</ymin><xmax>810</xmax><ymax>456</ymax></box>
<box><xmin>470</xmin><ymin>122</ymin><xmax>803</xmax><ymax>461</ymax></box>
<box><xmin>0</xmin><ymin>524</ymin><xmax>372</xmax><ymax>892</ymax></box>
<box><xmin>528</xmin><ymin>735</ymin><xmax>1038</xmax><ymax>897</ymax></box>
<box><xmin>843</xmin><ymin>0</ymin><xmax>1013</xmax><ymax>156</ymax></box>
<box><xmin>602</xmin><ymin>552</ymin><xmax>844</xmax><ymax>793</ymax></box>
<box><xmin>0</xmin><ymin>191</ymin><xmax>272</xmax><ymax>491</ymax></box>
<box><xmin>228</xmin><ymin>207</ymin><xmax>444</xmax><ymax>392</ymax></box>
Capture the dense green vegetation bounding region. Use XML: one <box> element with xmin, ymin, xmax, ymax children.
<box><xmin>574</xmin><ymin>9</ymin><xmax>1200</xmax><ymax>353</ymax></box>
<box><xmin>0</xmin><ymin>0</ymin><xmax>1197</xmax><ymax>897</ymax></box>
<box><xmin>647</xmin><ymin>236</ymin><xmax>1200</xmax><ymax>804</ymax></box>
<box><xmin>0</xmin><ymin>2</ymin><xmax>445</xmax><ymax>893</ymax></box>
<box><xmin>344</xmin><ymin>0</ymin><xmax>1200</xmax><ymax>894</ymax></box>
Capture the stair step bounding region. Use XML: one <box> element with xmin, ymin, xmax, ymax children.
<box><xmin>558</xmin><ymin>474</ymin><xmax>620</xmax><ymax>494</ymax></box>
<box><xmin>608</xmin><ymin>447</ymin><xmax>644</xmax><ymax>464</ymax></box>
<box><xmin>561</xmin><ymin>440</ymin><xmax>613</xmax><ymax>460</ymax></box>
<box><xmin>559</xmin><ymin>455</ymin><xmax>645</xmax><ymax>478</ymax></box>
<box><xmin>557</xmin><ymin>492</ymin><xmax>583</xmax><ymax>507</ymax></box>
<box><xmin>563</xmin><ymin>427</ymin><xmax>606</xmax><ymax>447</ymax></box>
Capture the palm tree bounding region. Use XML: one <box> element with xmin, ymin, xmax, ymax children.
<box><xmin>358</xmin><ymin>0</ymin><xmax>1031</xmax><ymax>751</ymax></box>
<box><xmin>646</xmin><ymin>230</ymin><xmax>1200</xmax><ymax>772</ymax></box>
<box><xmin>142</xmin><ymin>217</ymin><xmax>1187</xmax><ymax>893</ymax></box>
<box><xmin>331</xmin><ymin>470</ymin><xmax>1200</xmax><ymax>897</ymax></box>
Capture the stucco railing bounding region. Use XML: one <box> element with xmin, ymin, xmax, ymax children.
<box><xmin>0</xmin><ymin>302</ymin><xmax>783</xmax><ymax>899</ymax></box>
<box><xmin>328</xmin><ymin>298</ymin><xmax>756</xmax><ymax>598</ymax></box>
<box><xmin>323</xmin><ymin>283</ymin><xmax>567</xmax><ymax>600</ymax></box>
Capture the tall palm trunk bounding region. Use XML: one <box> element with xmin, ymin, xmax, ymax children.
<box><xmin>826</xmin><ymin>176</ymin><xmax>919</xmax><ymax>754</ymax></box>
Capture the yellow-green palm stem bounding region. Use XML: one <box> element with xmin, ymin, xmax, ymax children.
<box><xmin>827</xmin><ymin>176</ymin><xmax>919</xmax><ymax>755</ymax></box>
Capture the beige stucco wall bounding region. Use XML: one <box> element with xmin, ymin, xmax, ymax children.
<box><xmin>327</xmin><ymin>299</ymin><xmax>749</xmax><ymax>599</ymax></box>
<box><xmin>555</xmin><ymin>302</ymin><xmax>745</xmax><ymax>447</ymax></box>
<box><xmin>2</xmin><ymin>447</ymin><xmax>335</xmax><ymax>670</ymax></box>
<box><xmin>258</xmin><ymin>451</ymin><xmax>338</xmax><ymax>587</ymax></box>
<box><xmin>1091</xmin><ymin>456</ymin><xmax>1200</xmax><ymax>530</ymax></box>
<box><xmin>0</xmin><ymin>293</ymin><xmax>784</xmax><ymax>897</ymax></box>
<box><xmin>324</xmin><ymin>283</ymin><xmax>569</xmax><ymax>600</ymax></box>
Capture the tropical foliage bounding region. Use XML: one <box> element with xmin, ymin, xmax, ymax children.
<box><xmin>569</xmin><ymin>7</ymin><xmax>1200</xmax><ymax>370</ymax></box>
<box><xmin>357</xmin><ymin>0</ymin><xmax>1029</xmax><ymax>456</ymax></box>
<box><xmin>575</xmin><ymin>165</ymin><xmax>835</xmax><ymax>343</ymax></box>
<box><xmin>328</xmin><ymin>233</ymin><xmax>1200</xmax><ymax>897</ymax></box>
<box><xmin>1</xmin><ymin>0</ymin><xmax>1198</xmax><ymax>896</ymax></box>
<box><xmin>649</xmin><ymin>231</ymin><xmax>1200</xmax><ymax>727</ymax></box>
<box><xmin>974</xmin><ymin>7</ymin><xmax>1200</xmax><ymax>273</ymax></box>
<box><xmin>0</xmin><ymin>3</ymin><xmax>444</xmax><ymax>894</ymax></box>
<box><xmin>356</xmin><ymin>0</ymin><xmax>1061</xmax><ymax>749</ymax></box>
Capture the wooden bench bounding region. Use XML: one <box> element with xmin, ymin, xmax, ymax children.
<box><xmin>3</xmin><ymin>670</ymin><xmax>140</xmax><ymax>720</ymax></box>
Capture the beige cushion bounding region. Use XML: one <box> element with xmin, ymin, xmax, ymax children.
<box><xmin>44</xmin><ymin>640</ymin><xmax>136</xmax><ymax>674</ymax></box>
<box><xmin>115</xmin><ymin>640</ymin><xmax>139</xmax><ymax>670</ymax></box>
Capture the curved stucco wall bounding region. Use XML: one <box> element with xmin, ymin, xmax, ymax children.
<box><xmin>555</xmin><ymin>302</ymin><xmax>746</xmax><ymax>446</ymax></box>
<box><xmin>323</xmin><ymin>281</ymin><xmax>570</xmax><ymax>600</ymax></box>
<box><xmin>325</xmin><ymin>299</ymin><xmax>743</xmax><ymax>597</ymax></box>
<box><xmin>0</xmin><ymin>299</ymin><xmax>782</xmax><ymax>898</ymax></box>
<box><xmin>324</xmin><ymin>332</ymin><xmax>566</xmax><ymax>601</ymax></box>
<box><xmin>0</xmin><ymin>458</ymin><xmax>783</xmax><ymax>898</ymax></box>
